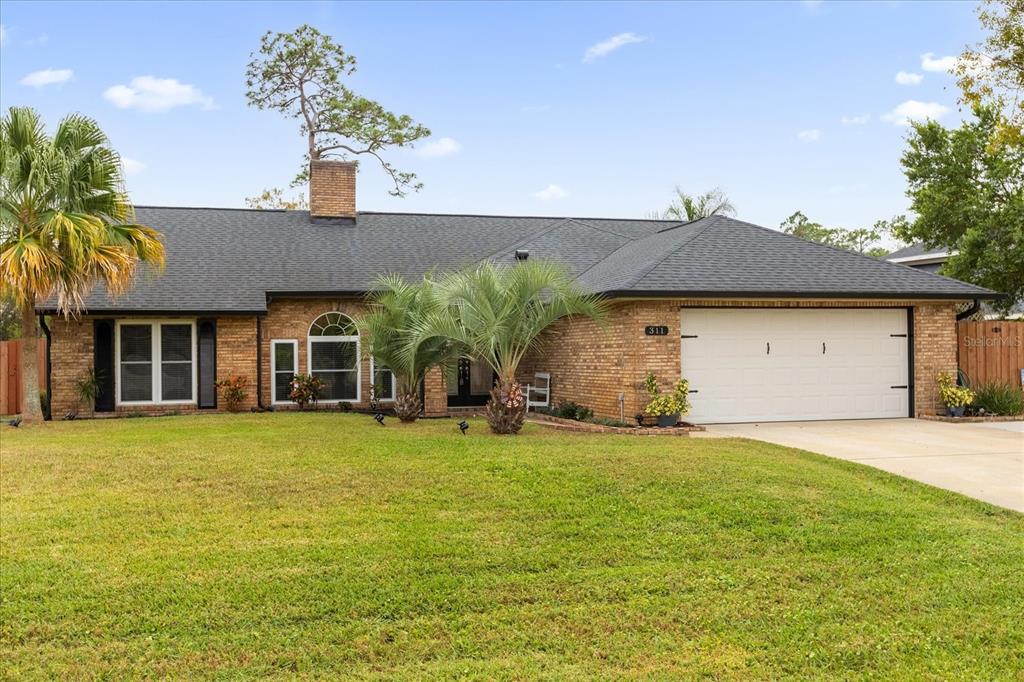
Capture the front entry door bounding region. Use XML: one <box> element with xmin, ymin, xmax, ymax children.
<box><xmin>447</xmin><ymin>357</ymin><xmax>494</xmax><ymax>406</ymax></box>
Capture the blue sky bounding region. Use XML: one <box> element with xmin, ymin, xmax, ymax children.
<box><xmin>1</xmin><ymin>1</ymin><xmax>978</xmax><ymax>233</ymax></box>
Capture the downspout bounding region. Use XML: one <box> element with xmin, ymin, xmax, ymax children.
<box><xmin>38</xmin><ymin>314</ymin><xmax>52</xmax><ymax>421</ymax></box>
<box><xmin>956</xmin><ymin>299</ymin><xmax>981</xmax><ymax>321</ymax></box>
<box><xmin>256</xmin><ymin>314</ymin><xmax>265</xmax><ymax>410</ymax></box>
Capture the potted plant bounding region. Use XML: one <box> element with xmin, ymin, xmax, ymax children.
<box><xmin>937</xmin><ymin>372</ymin><xmax>975</xmax><ymax>417</ymax></box>
<box><xmin>643</xmin><ymin>372</ymin><xmax>692</xmax><ymax>427</ymax></box>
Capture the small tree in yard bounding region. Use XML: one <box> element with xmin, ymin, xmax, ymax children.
<box><xmin>357</xmin><ymin>274</ymin><xmax>458</xmax><ymax>422</ymax></box>
<box><xmin>245</xmin><ymin>25</ymin><xmax>431</xmax><ymax>196</ymax></box>
<box><xmin>409</xmin><ymin>261</ymin><xmax>607</xmax><ymax>435</ymax></box>
<box><xmin>0</xmin><ymin>107</ymin><xmax>165</xmax><ymax>423</ymax></box>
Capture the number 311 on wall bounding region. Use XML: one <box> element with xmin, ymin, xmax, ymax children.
<box><xmin>645</xmin><ymin>325</ymin><xmax>669</xmax><ymax>336</ymax></box>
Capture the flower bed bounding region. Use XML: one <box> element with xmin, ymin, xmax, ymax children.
<box><xmin>919</xmin><ymin>414</ymin><xmax>1023</xmax><ymax>423</ymax></box>
<box><xmin>527</xmin><ymin>412</ymin><xmax>704</xmax><ymax>435</ymax></box>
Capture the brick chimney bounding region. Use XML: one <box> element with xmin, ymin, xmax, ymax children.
<box><xmin>309</xmin><ymin>159</ymin><xmax>356</xmax><ymax>220</ymax></box>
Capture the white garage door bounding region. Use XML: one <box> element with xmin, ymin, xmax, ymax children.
<box><xmin>680</xmin><ymin>308</ymin><xmax>909</xmax><ymax>423</ymax></box>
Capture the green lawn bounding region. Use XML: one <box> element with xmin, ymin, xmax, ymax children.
<box><xmin>1</xmin><ymin>414</ymin><xmax>1021</xmax><ymax>679</ymax></box>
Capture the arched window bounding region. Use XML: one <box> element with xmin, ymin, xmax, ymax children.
<box><xmin>307</xmin><ymin>312</ymin><xmax>360</xmax><ymax>402</ymax></box>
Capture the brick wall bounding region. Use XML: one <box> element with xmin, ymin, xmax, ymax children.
<box><xmin>47</xmin><ymin>314</ymin><xmax>257</xmax><ymax>417</ymax></box>
<box><xmin>309</xmin><ymin>160</ymin><xmax>356</xmax><ymax>218</ymax></box>
<box><xmin>216</xmin><ymin>317</ymin><xmax>259</xmax><ymax>411</ymax></box>
<box><xmin>45</xmin><ymin>298</ymin><xmax>958</xmax><ymax>421</ymax></box>
<box><xmin>913</xmin><ymin>304</ymin><xmax>958</xmax><ymax>415</ymax></box>
<box><xmin>522</xmin><ymin>299</ymin><xmax>960</xmax><ymax>420</ymax></box>
<box><xmin>48</xmin><ymin>317</ymin><xmax>94</xmax><ymax>417</ymax></box>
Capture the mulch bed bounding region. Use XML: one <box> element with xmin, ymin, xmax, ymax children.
<box><xmin>526</xmin><ymin>412</ymin><xmax>705</xmax><ymax>435</ymax></box>
<box><xmin>919</xmin><ymin>414</ymin><xmax>1023</xmax><ymax>423</ymax></box>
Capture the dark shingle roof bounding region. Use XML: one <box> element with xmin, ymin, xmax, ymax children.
<box><xmin>886</xmin><ymin>243</ymin><xmax>950</xmax><ymax>260</ymax></box>
<box><xmin>49</xmin><ymin>208</ymin><xmax>997</xmax><ymax>314</ymax></box>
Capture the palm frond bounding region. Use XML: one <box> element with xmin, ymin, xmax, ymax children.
<box><xmin>0</xmin><ymin>107</ymin><xmax>164</xmax><ymax>315</ymax></box>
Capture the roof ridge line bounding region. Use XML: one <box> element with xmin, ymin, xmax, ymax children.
<box><xmin>618</xmin><ymin>215</ymin><xmax>716</xmax><ymax>288</ymax></box>
<box><xmin>558</xmin><ymin>217</ymin><xmax>635</xmax><ymax>239</ymax></box>
<box><xmin>477</xmin><ymin>216</ymin><xmax>573</xmax><ymax>264</ymax></box>
<box><xmin>595</xmin><ymin>216</ymin><xmax>719</xmax><ymax>291</ymax></box>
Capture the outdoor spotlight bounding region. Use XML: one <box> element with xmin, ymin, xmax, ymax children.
<box><xmin>8</xmin><ymin>417</ymin><xmax>21</xmax><ymax>427</ymax></box>
<box><xmin>458</xmin><ymin>420</ymin><xmax>469</xmax><ymax>435</ymax></box>
<box><xmin>374</xmin><ymin>412</ymin><xmax>385</xmax><ymax>426</ymax></box>
<box><xmin>63</xmin><ymin>411</ymin><xmax>76</xmax><ymax>421</ymax></box>
<box><xmin>635</xmin><ymin>413</ymin><xmax>645</xmax><ymax>426</ymax></box>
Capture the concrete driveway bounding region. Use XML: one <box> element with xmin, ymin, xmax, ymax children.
<box><xmin>705</xmin><ymin>419</ymin><xmax>1024</xmax><ymax>512</ymax></box>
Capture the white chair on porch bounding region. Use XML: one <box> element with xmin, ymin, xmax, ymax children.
<box><xmin>526</xmin><ymin>372</ymin><xmax>551</xmax><ymax>411</ymax></box>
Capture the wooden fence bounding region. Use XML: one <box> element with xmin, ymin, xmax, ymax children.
<box><xmin>957</xmin><ymin>320</ymin><xmax>1024</xmax><ymax>387</ymax></box>
<box><xmin>0</xmin><ymin>339</ymin><xmax>48</xmax><ymax>415</ymax></box>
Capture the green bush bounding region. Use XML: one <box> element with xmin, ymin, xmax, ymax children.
<box><xmin>972</xmin><ymin>381</ymin><xmax>1024</xmax><ymax>416</ymax></box>
<box><xmin>550</xmin><ymin>400</ymin><xmax>593</xmax><ymax>422</ymax></box>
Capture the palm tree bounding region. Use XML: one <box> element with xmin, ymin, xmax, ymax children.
<box><xmin>657</xmin><ymin>186</ymin><xmax>736</xmax><ymax>221</ymax></box>
<box><xmin>409</xmin><ymin>260</ymin><xmax>606</xmax><ymax>435</ymax></box>
<box><xmin>357</xmin><ymin>273</ymin><xmax>459</xmax><ymax>422</ymax></box>
<box><xmin>1</xmin><ymin>107</ymin><xmax>165</xmax><ymax>422</ymax></box>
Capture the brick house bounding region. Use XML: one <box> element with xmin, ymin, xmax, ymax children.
<box><xmin>38</xmin><ymin>161</ymin><xmax>999</xmax><ymax>423</ymax></box>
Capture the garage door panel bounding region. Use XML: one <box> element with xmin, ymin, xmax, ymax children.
<box><xmin>681</xmin><ymin>308</ymin><xmax>908</xmax><ymax>423</ymax></box>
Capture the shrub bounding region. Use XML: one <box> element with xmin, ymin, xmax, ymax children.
<box><xmin>75</xmin><ymin>369</ymin><xmax>101</xmax><ymax>410</ymax></box>
<box><xmin>289</xmin><ymin>374</ymin><xmax>325</xmax><ymax>410</ymax></box>
<box><xmin>214</xmin><ymin>375</ymin><xmax>249</xmax><ymax>412</ymax></box>
<box><xmin>552</xmin><ymin>400</ymin><xmax>593</xmax><ymax>422</ymax></box>
<box><xmin>972</xmin><ymin>381</ymin><xmax>1024</xmax><ymax>415</ymax></box>
<box><xmin>937</xmin><ymin>372</ymin><xmax>975</xmax><ymax>408</ymax></box>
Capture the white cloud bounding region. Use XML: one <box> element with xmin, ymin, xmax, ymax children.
<box><xmin>103</xmin><ymin>76</ymin><xmax>216</xmax><ymax>113</ymax></box>
<box><xmin>19</xmin><ymin>68</ymin><xmax>73</xmax><ymax>87</ymax></box>
<box><xmin>583</xmin><ymin>32</ymin><xmax>648</xmax><ymax>63</ymax></box>
<box><xmin>534</xmin><ymin>184</ymin><xmax>568</xmax><ymax>201</ymax></box>
<box><xmin>895</xmin><ymin>71</ymin><xmax>923</xmax><ymax>86</ymax></box>
<box><xmin>416</xmin><ymin>136</ymin><xmax>461</xmax><ymax>158</ymax></box>
<box><xmin>121</xmin><ymin>158</ymin><xmax>145</xmax><ymax>175</ymax></box>
<box><xmin>797</xmin><ymin>129</ymin><xmax>822</xmax><ymax>143</ymax></box>
<box><xmin>840</xmin><ymin>114</ymin><xmax>870</xmax><ymax>125</ymax></box>
<box><xmin>0</xmin><ymin>25</ymin><xmax>7</xmax><ymax>47</ymax></box>
<box><xmin>881</xmin><ymin>100</ymin><xmax>949</xmax><ymax>126</ymax></box>
<box><xmin>920</xmin><ymin>52</ymin><xmax>957</xmax><ymax>73</ymax></box>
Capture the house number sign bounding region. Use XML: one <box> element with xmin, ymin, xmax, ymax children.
<box><xmin>645</xmin><ymin>325</ymin><xmax>669</xmax><ymax>336</ymax></box>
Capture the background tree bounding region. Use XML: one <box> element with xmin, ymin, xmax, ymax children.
<box><xmin>779</xmin><ymin>211</ymin><xmax>890</xmax><ymax>258</ymax></box>
<box><xmin>0</xmin><ymin>292</ymin><xmax>20</xmax><ymax>340</ymax></box>
<box><xmin>245</xmin><ymin>187</ymin><xmax>308</xmax><ymax>210</ymax></box>
<box><xmin>654</xmin><ymin>187</ymin><xmax>735</xmax><ymax>221</ymax></box>
<box><xmin>888</xmin><ymin>106</ymin><xmax>1023</xmax><ymax>313</ymax></box>
<box><xmin>954</xmin><ymin>0</ymin><xmax>1023</xmax><ymax>148</ymax></box>
<box><xmin>409</xmin><ymin>261</ymin><xmax>606</xmax><ymax>435</ymax></box>
<box><xmin>245</xmin><ymin>25</ymin><xmax>431</xmax><ymax>196</ymax></box>
<box><xmin>0</xmin><ymin>107</ymin><xmax>165</xmax><ymax>422</ymax></box>
<box><xmin>357</xmin><ymin>274</ymin><xmax>458</xmax><ymax>422</ymax></box>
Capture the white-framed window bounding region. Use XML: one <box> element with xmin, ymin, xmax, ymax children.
<box><xmin>307</xmin><ymin>312</ymin><xmax>360</xmax><ymax>403</ymax></box>
<box><xmin>370</xmin><ymin>357</ymin><xmax>396</xmax><ymax>402</ymax></box>
<box><xmin>115</xmin><ymin>320</ymin><xmax>197</xmax><ymax>406</ymax></box>
<box><xmin>271</xmin><ymin>340</ymin><xmax>299</xmax><ymax>404</ymax></box>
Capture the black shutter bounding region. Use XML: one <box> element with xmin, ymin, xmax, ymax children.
<box><xmin>198</xmin><ymin>320</ymin><xmax>217</xmax><ymax>408</ymax></box>
<box><xmin>93</xmin><ymin>320</ymin><xmax>115</xmax><ymax>412</ymax></box>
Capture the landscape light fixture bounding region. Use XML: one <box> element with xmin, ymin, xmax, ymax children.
<box><xmin>8</xmin><ymin>417</ymin><xmax>21</xmax><ymax>427</ymax></box>
<box><xmin>374</xmin><ymin>412</ymin><xmax>385</xmax><ymax>426</ymax></box>
<box><xmin>514</xmin><ymin>249</ymin><xmax>529</xmax><ymax>261</ymax></box>
<box><xmin>635</xmin><ymin>413</ymin><xmax>644</xmax><ymax>426</ymax></box>
<box><xmin>458</xmin><ymin>420</ymin><xmax>469</xmax><ymax>435</ymax></box>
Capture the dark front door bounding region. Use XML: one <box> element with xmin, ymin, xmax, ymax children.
<box><xmin>447</xmin><ymin>357</ymin><xmax>494</xmax><ymax>406</ymax></box>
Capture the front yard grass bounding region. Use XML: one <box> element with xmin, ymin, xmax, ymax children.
<box><xmin>1</xmin><ymin>413</ymin><xmax>1021</xmax><ymax>679</ymax></box>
